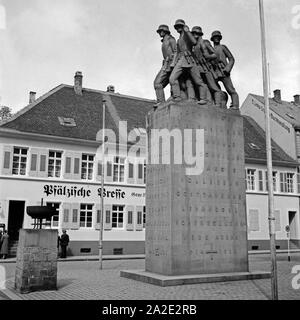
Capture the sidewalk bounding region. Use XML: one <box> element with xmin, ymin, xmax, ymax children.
<box><xmin>0</xmin><ymin>254</ymin><xmax>145</xmax><ymax>264</ymax></box>
<box><xmin>1</xmin><ymin>249</ymin><xmax>299</xmax><ymax>264</ymax></box>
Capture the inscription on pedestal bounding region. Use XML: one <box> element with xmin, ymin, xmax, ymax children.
<box><xmin>145</xmin><ymin>102</ymin><xmax>249</xmax><ymax>276</ymax></box>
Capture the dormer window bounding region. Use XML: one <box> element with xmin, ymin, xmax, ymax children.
<box><xmin>58</xmin><ymin>117</ymin><xmax>76</xmax><ymax>127</ymax></box>
<box><xmin>248</xmin><ymin>143</ymin><xmax>260</xmax><ymax>150</ymax></box>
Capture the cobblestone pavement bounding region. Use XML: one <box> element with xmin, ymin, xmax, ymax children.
<box><xmin>0</xmin><ymin>253</ymin><xmax>299</xmax><ymax>300</ymax></box>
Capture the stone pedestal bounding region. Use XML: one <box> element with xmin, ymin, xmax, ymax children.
<box><xmin>15</xmin><ymin>229</ymin><xmax>58</xmax><ymax>293</ymax></box>
<box><xmin>121</xmin><ymin>101</ymin><xmax>270</xmax><ymax>285</ymax></box>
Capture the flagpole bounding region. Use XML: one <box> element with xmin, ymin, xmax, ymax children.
<box><xmin>259</xmin><ymin>0</ymin><xmax>278</xmax><ymax>300</ymax></box>
<box><xmin>99</xmin><ymin>99</ymin><xmax>106</xmax><ymax>269</ymax></box>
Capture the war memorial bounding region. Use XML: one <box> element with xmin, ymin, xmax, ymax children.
<box><xmin>121</xmin><ymin>19</ymin><xmax>270</xmax><ymax>286</ymax></box>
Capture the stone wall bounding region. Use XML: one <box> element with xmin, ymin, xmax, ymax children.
<box><xmin>15</xmin><ymin>229</ymin><xmax>58</xmax><ymax>293</ymax></box>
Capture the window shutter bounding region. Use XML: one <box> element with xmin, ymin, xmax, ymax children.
<box><xmin>73</xmin><ymin>153</ymin><xmax>81</xmax><ymax>180</ymax></box>
<box><xmin>136</xmin><ymin>159</ymin><xmax>144</xmax><ymax>185</ymax></box>
<box><xmin>280</xmin><ymin>173</ymin><xmax>285</xmax><ymax>192</ymax></box>
<box><xmin>274</xmin><ymin>210</ymin><xmax>281</xmax><ymax>232</ymax></box>
<box><xmin>127</xmin><ymin>158</ymin><xmax>135</xmax><ymax>184</ymax></box>
<box><xmin>64</xmin><ymin>151</ymin><xmax>73</xmax><ymax>179</ymax></box>
<box><xmin>136</xmin><ymin>206</ymin><xmax>143</xmax><ymax>231</ymax></box>
<box><xmin>105</xmin><ymin>159</ymin><xmax>113</xmax><ymax>183</ymax></box>
<box><xmin>38</xmin><ymin>149</ymin><xmax>48</xmax><ymax>178</ymax></box>
<box><xmin>29</xmin><ymin>148</ymin><xmax>39</xmax><ymax>177</ymax></box>
<box><xmin>61</xmin><ymin>203</ymin><xmax>72</xmax><ymax>229</ymax></box>
<box><xmin>126</xmin><ymin>205</ymin><xmax>134</xmax><ymax>231</ymax></box>
<box><xmin>96</xmin><ymin>160</ymin><xmax>103</xmax><ymax>182</ymax></box>
<box><xmin>70</xmin><ymin>203</ymin><xmax>80</xmax><ymax>230</ymax></box>
<box><xmin>94</xmin><ymin>203</ymin><xmax>101</xmax><ymax>230</ymax></box>
<box><xmin>104</xmin><ymin>204</ymin><xmax>112</xmax><ymax>230</ymax></box>
<box><xmin>248</xmin><ymin>209</ymin><xmax>259</xmax><ymax>232</ymax></box>
<box><xmin>1</xmin><ymin>145</ymin><xmax>13</xmax><ymax>175</ymax></box>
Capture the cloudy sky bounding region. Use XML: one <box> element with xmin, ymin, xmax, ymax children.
<box><xmin>0</xmin><ymin>0</ymin><xmax>299</xmax><ymax>112</ymax></box>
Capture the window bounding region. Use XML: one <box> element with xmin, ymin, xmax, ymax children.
<box><xmin>143</xmin><ymin>206</ymin><xmax>146</xmax><ymax>228</ymax></box>
<box><xmin>144</xmin><ymin>162</ymin><xmax>146</xmax><ymax>184</ymax></box>
<box><xmin>137</xmin><ymin>210</ymin><xmax>142</xmax><ymax>225</ymax></box>
<box><xmin>246</xmin><ymin>169</ymin><xmax>256</xmax><ymax>191</ymax></box>
<box><xmin>127</xmin><ymin>210</ymin><xmax>133</xmax><ymax>225</ymax></box>
<box><xmin>48</xmin><ymin>151</ymin><xmax>62</xmax><ymax>178</ymax></box>
<box><xmin>81</xmin><ymin>154</ymin><xmax>94</xmax><ymax>180</ymax></box>
<box><xmin>12</xmin><ymin>147</ymin><xmax>28</xmax><ymax>175</ymax></box>
<box><xmin>248</xmin><ymin>143</ymin><xmax>260</xmax><ymax>150</ymax></box>
<box><xmin>80</xmin><ymin>204</ymin><xmax>93</xmax><ymax>228</ymax></box>
<box><xmin>265</xmin><ymin>171</ymin><xmax>277</xmax><ymax>192</ymax></box>
<box><xmin>112</xmin><ymin>205</ymin><xmax>124</xmax><ymax>228</ymax></box>
<box><xmin>297</xmin><ymin>168</ymin><xmax>300</xmax><ymax>194</ymax></box>
<box><xmin>280</xmin><ymin>172</ymin><xmax>294</xmax><ymax>193</ymax></box>
<box><xmin>113</xmin><ymin>157</ymin><xmax>125</xmax><ymax>182</ymax></box>
<box><xmin>58</xmin><ymin>117</ymin><xmax>76</xmax><ymax>127</ymax></box>
<box><xmin>46</xmin><ymin>202</ymin><xmax>60</xmax><ymax>228</ymax></box>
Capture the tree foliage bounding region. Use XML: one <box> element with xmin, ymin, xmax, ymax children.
<box><xmin>0</xmin><ymin>106</ymin><xmax>13</xmax><ymax>121</ymax></box>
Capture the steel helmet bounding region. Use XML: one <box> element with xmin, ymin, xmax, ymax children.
<box><xmin>174</xmin><ymin>19</ymin><xmax>186</xmax><ymax>29</ymax></box>
<box><xmin>191</xmin><ymin>26</ymin><xmax>203</xmax><ymax>36</ymax></box>
<box><xmin>211</xmin><ymin>30</ymin><xmax>223</xmax><ymax>41</ymax></box>
<box><xmin>156</xmin><ymin>24</ymin><xmax>170</xmax><ymax>34</ymax></box>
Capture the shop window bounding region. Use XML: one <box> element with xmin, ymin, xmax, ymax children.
<box><xmin>80</xmin><ymin>204</ymin><xmax>93</xmax><ymax>228</ymax></box>
<box><xmin>246</xmin><ymin>169</ymin><xmax>256</xmax><ymax>191</ymax></box>
<box><xmin>113</xmin><ymin>157</ymin><xmax>125</xmax><ymax>182</ymax></box>
<box><xmin>46</xmin><ymin>202</ymin><xmax>60</xmax><ymax>228</ymax></box>
<box><xmin>12</xmin><ymin>147</ymin><xmax>28</xmax><ymax>176</ymax></box>
<box><xmin>48</xmin><ymin>150</ymin><xmax>62</xmax><ymax>178</ymax></box>
<box><xmin>112</xmin><ymin>205</ymin><xmax>124</xmax><ymax>228</ymax></box>
<box><xmin>81</xmin><ymin>154</ymin><xmax>94</xmax><ymax>180</ymax></box>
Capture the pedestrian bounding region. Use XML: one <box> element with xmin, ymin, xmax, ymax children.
<box><xmin>60</xmin><ymin>229</ymin><xmax>69</xmax><ymax>259</ymax></box>
<box><xmin>0</xmin><ymin>230</ymin><xmax>9</xmax><ymax>259</ymax></box>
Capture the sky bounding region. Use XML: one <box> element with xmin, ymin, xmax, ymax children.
<box><xmin>0</xmin><ymin>0</ymin><xmax>300</xmax><ymax>112</ymax></box>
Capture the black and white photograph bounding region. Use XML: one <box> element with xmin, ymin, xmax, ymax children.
<box><xmin>0</xmin><ymin>0</ymin><xmax>299</xmax><ymax>312</ymax></box>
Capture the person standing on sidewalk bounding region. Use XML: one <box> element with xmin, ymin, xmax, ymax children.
<box><xmin>60</xmin><ymin>230</ymin><xmax>69</xmax><ymax>259</ymax></box>
<box><xmin>0</xmin><ymin>230</ymin><xmax>9</xmax><ymax>259</ymax></box>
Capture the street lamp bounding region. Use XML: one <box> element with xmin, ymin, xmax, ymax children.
<box><xmin>258</xmin><ymin>0</ymin><xmax>279</xmax><ymax>300</ymax></box>
<box><xmin>99</xmin><ymin>99</ymin><xmax>106</xmax><ymax>270</ymax></box>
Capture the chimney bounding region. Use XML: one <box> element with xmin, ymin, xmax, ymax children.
<box><xmin>29</xmin><ymin>91</ymin><xmax>36</xmax><ymax>104</ymax></box>
<box><xmin>74</xmin><ymin>71</ymin><xmax>83</xmax><ymax>95</ymax></box>
<box><xmin>107</xmin><ymin>85</ymin><xmax>115</xmax><ymax>93</ymax></box>
<box><xmin>273</xmin><ymin>89</ymin><xmax>282</xmax><ymax>103</ymax></box>
<box><xmin>294</xmin><ymin>94</ymin><xmax>300</xmax><ymax>105</ymax></box>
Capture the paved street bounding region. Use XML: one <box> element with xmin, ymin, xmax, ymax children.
<box><xmin>0</xmin><ymin>253</ymin><xmax>299</xmax><ymax>300</ymax></box>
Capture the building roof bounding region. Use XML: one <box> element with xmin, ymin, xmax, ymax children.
<box><xmin>0</xmin><ymin>84</ymin><xmax>297</xmax><ymax>167</ymax></box>
<box><xmin>243</xmin><ymin>116</ymin><xmax>298</xmax><ymax>167</ymax></box>
<box><xmin>250</xmin><ymin>93</ymin><xmax>300</xmax><ymax>128</ymax></box>
<box><xmin>0</xmin><ymin>85</ymin><xmax>155</xmax><ymax>141</ymax></box>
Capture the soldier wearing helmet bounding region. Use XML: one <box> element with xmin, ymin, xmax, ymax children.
<box><xmin>169</xmin><ymin>19</ymin><xmax>208</xmax><ymax>104</ymax></box>
<box><xmin>153</xmin><ymin>24</ymin><xmax>177</xmax><ymax>108</ymax></box>
<box><xmin>210</xmin><ymin>30</ymin><xmax>239</xmax><ymax>109</ymax></box>
<box><xmin>191</xmin><ymin>26</ymin><xmax>222</xmax><ymax>108</ymax></box>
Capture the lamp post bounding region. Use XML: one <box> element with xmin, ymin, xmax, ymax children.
<box><xmin>259</xmin><ymin>0</ymin><xmax>278</xmax><ymax>300</ymax></box>
<box><xmin>99</xmin><ymin>99</ymin><xmax>106</xmax><ymax>270</ymax></box>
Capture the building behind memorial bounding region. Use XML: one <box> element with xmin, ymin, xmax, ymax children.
<box><xmin>0</xmin><ymin>74</ymin><xmax>299</xmax><ymax>256</ymax></box>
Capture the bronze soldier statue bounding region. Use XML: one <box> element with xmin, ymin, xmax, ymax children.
<box><xmin>191</xmin><ymin>26</ymin><xmax>222</xmax><ymax>108</ymax></box>
<box><xmin>210</xmin><ymin>31</ymin><xmax>239</xmax><ymax>109</ymax></box>
<box><xmin>169</xmin><ymin>19</ymin><xmax>208</xmax><ymax>104</ymax></box>
<box><xmin>153</xmin><ymin>25</ymin><xmax>177</xmax><ymax>107</ymax></box>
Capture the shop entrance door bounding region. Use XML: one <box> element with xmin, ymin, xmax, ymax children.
<box><xmin>7</xmin><ymin>200</ymin><xmax>25</xmax><ymax>240</ymax></box>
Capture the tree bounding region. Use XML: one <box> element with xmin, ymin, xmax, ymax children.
<box><xmin>0</xmin><ymin>106</ymin><xmax>13</xmax><ymax>121</ymax></box>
